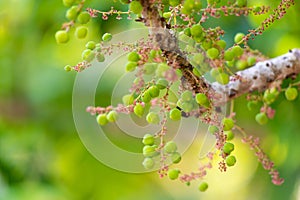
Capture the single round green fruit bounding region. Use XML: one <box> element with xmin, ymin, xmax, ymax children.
<box><xmin>223</xmin><ymin>142</ymin><xmax>235</xmax><ymax>154</ymax></box>
<box><xmin>210</xmin><ymin>67</ymin><xmax>222</xmax><ymax>78</ymax></box>
<box><xmin>184</xmin><ymin>28</ymin><xmax>191</xmax><ymax>36</ymax></box>
<box><xmin>164</xmin><ymin>141</ymin><xmax>177</xmax><ymax>154</ymax></box>
<box><xmin>181</xmin><ymin>102</ymin><xmax>194</xmax><ymax>112</ymax></box>
<box><xmin>134</xmin><ymin>103</ymin><xmax>145</xmax><ymax>117</ymax></box>
<box><xmin>171</xmin><ymin>152</ymin><xmax>181</xmax><ymax>164</ymax></box>
<box><xmin>142</xmin><ymin>157</ymin><xmax>154</xmax><ymax>169</ymax></box>
<box><xmin>148</xmin><ymin>86</ymin><xmax>160</xmax><ymax>98</ymax></box>
<box><xmin>96</xmin><ymin>53</ymin><xmax>105</xmax><ymax>62</ymax></box>
<box><xmin>168</xmin><ymin>169</ymin><xmax>180</xmax><ymax>180</ymax></box>
<box><xmin>66</xmin><ymin>6</ymin><xmax>78</xmax><ymax>20</ymax></box>
<box><xmin>236</xmin><ymin>60</ymin><xmax>248</xmax><ymax>70</ymax></box>
<box><xmin>234</xmin><ymin>32</ymin><xmax>245</xmax><ymax>44</ymax></box>
<box><xmin>141</xmin><ymin>91</ymin><xmax>152</xmax><ymax>103</ymax></box>
<box><xmin>236</xmin><ymin>0</ymin><xmax>247</xmax><ymax>7</ymax></box>
<box><xmin>222</xmin><ymin>118</ymin><xmax>234</xmax><ymax>131</ymax></box>
<box><xmin>96</xmin><ymin>114</ymin><xmax>108</xmax><ymax>126</ymax></box>
<box><xmin>226</xmin><ymin>155</ymin><xmax>237</xmax><ymax>167</ymax></box>
<box><xmin>207</xmin><ymin>48</ymin><xmax>219</xmax><ymax>59</ymax></box>
<box><xmin>122</xmin><ymin>94</ymin><xmax>134</xmax><ymax>105</ymax></box>
<box><xmin>143</xmin><ymin>63</ymin><xmax>157</xmax><ymax>75</ymax></box>
<box><xmin>142</xmin><ymin>134</ymin><xmax>155</xmax><ymax>145</ymax></box>
<box><xmin>285</xmin><ymin>87</ymin><xmax>298</xmax><ymax>101</ymax></box>
<box><xmin>190</xmin><ymin>24</ymin><xmax>203</xmax><ymax>37</ymax></box>
<box><xmin>143</xmin><ymin>145</ymin><xmax>158</xmax><ymax>157</ymax></box>
<box><xmin>163</xmin><ymin>12</ymin><xmax>172</xmax><ymax>18</ymax></box>
<box><xmin>216</xmin><ymin>40</ymin><xmax>226</xmax><ymax>49</ymax></box>
<box><xmin>224</xmin><ymin>50</ymin><xmax>234</xmax><ymax>61</ymax></box>
<box><xmin>62</xmin><ymin>0</ymin><xmax>75</xmax><ymax>7</ymax></box>
<box><xmin>81</xmin><ymin>49</ymin><xmax>95</xmax><ymax>62</ymax></box>
<box><xmin>247</xmin><ymin>56</ymin><xmax>256</xmax><ymax>66</ymax></box>
<box><xmin>125</xmin><ymin>62</ymin><xmax>137</xmax><ymax>72</ymax></box>
<box><xmin>75</xmin><ymin>26</ymin><xmax>88</xmax><ymax>39</ymax></box>
<box><xmin>102</xmin><ymin>33</ymin><xmax>112</xmax><ymax>42</ymax></box>
<box><xmin>107</xmin><ymin>110</ymin><xmax>118</xmax><ymax>122</ymax></box>
<box><xmin>232</xmin><ymin>46</ymin><xmax>244</xmax><ymax>57</ymax></box>
<box><xmin>64</xmin><ymin>65</ymin><xmax>72</xmax><ymax>72</ymax></box>
<box><xmin>77</xmin><ymin>11</ymin><xmax>91</xmax><ymax>24</ymax></box>
<box><xmin>85</xmin><ymin>41</ymin><xmax>96</xmax><ymax>50</ymax></box>
<box><xmin>224</xmin><ymin>130</ymin><xmax>234</xmax><ymax>141</ymax></box>
<box><xmin>146</xmin><ymin>112</ymin><xmax>160</xmax><ymax>124</ymax></box>
<box><xmin>195</xmin><ymin>93</ymin><xmax>209</xmax><ymax>107</ymax></box>
<box><xmin>255</xmin><ymin>112</ymin><xmax>268</xmax><ymax>125</ymax></box>
<box><xmin>127</xmin><ymin>51</ymin><xmax>140</xmax><ymax>62</ymax></box>
<box><xmin>129</xmin><ymin>1</ymin><xmax>143</xmax><ymax>14</ymax></box>
<box><xmin>198</xmin><ymin>182</ymin><xmax>208</xmax><ymax>192</ymax></box>
<box><xmin>55</xmin><ymin>30</ymin><xmax>69</xmax><ymax>44</ymax></box>
<box><xmin>169</xmin><ymin>108</ymin><xmax>181</xmax><ymax>121</ymax></box>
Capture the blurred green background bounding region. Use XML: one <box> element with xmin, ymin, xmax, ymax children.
<box><xmin>0</xmin><ymin>0</ymin><xmax>300</xmax><ymax>199</ymax></box>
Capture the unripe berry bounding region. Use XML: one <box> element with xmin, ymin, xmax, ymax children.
<box><xmin>223</xmin><ymin>142</ymin><xmax>235</xmax><ymax>154</ymax></box>
<box><xmin>142</xmin><ymin>134</ymin><xmax>155</xmax><ymax>145</ymax></box>
<box><xmin>82</xmin><ymin>49</ymin><xmax>95</xmax><ymax>62</ymax></box>
<box><xmin>142</xmin><ymin>157</ymin><xmax>154</xmax><ymax>169</ymax></box>
<box><xmin>168</xmin><ymin>169</ymin><xmax>180</xmax><ymax>180</ymax></box>
<box><xmin>181</xmin><ymin>102</ymin><xmax>193</xmax><ymax>113</ymax></box>
<box><xmin>224</xmin><ymin>50</ymin><xmax>234</xmax><ymax>61</ymax></box>
<box><xmin>143</xmin><ymin>145</ymin><xmax>158</xmax><ymax>157</ymax></box>
<box><xmin>148</xmin><ymin>86</ymin><xmax>160</xmax><ymax>98</ymax></box>
<box><xmin>75</xmin><ymin>26</ymin><xmax>88</xmax><ymax>39</ymax></box>
<box><xmin>236</xmin><ymin>60</ymin><xmax>248</xmax><ymax>70</ymax></box>
<box><xmin>129</xmin><ymin>1</ymin><xmax>143</xmax><ymax>14</ymax></box>
<box><xmin>122</xmin><ymin>94</ymin><xmax>134</xmax><ymax>105</ymax></box>
<box><xmin>184</xmin><ymin>28</ymin><xmax>191</xmax><ymax>36</ymax></box>
<box><xmin>216</xmin><ymin>40</ymin><xmax>227</xmax><ymax>49</ymax></box>
<box><xmin>190</xmin><ymin>24</ymin><xmax>203</xmax><ymax>37</ymax></box>
<box><xmin>164</xmin><ymin>141</ymin><xmax>177</xmax><ymax>154</ymax></box>
<box><xmin>146</xmin><ymin>112</ymin><xmax>160</xmax><ymax>124</ymax></box>
<box><xmin>236</xmin><ymin>0</ymin><xmax>247</xmax><ymax>7</ymax></box>
<box><xmin>208</xmin><ymin>125</ymin><xmax>219</xmax><ymax>134</ymax></box>
<box><xmin>134</xmin><ymin>103</ymin><xmax>145</xmax><ymax>117</ymax></box>
<box><xmin>226</xmin><ymin>155</ymin><xmax>237</xmax><ymax>167</ymax></box>
<box><xmin>141</xmin><ymin>91</ymin><xmax>151</xmax><ymax>103</ymax></box>
<box><xmin>102</xmin><ymin>33</ymin><xmax>112</xmax><ymax>42</ymax></box>
<box><xmin>96</xmin><ymin>114</ymin><xmax>108</xmax><ymax>126</ymax></box>
<box><xmin>64</xmin><ymin>65</ymin><xmax>72</xmax><ymax>72</ymax></box>
<box><xmin>232</xmin><ymin>46</ymin><xmax>244</xmax><ymax>57</ymax></box>
<box><xmin>234</xmin><ymin>32</ymin><xmax>245</xmax><ymax>44</ymax></box>
<box><xmin>247</xmin><ymin>56</ymin><xmax>256</xmax><ymax>66</ymax></box>
<box><xmin>224</xmin><ymin>130</ymin><xmax>234</xmax><ymax>141</ymax></box>
<box><xmin>171</xmin><ymin>152</ymin><xmax>181</xmax><ymax>164</ymax></box>
<box><xmin>169</xmin><ymin>108</ymin><xmax>181</xmax><ymax>121</ymax></box>
<box><xmin>77</xmin><ymin>11</ymin><xmax>91</xmax><ymax>24</ymax></box>
<box><xmin>198</xmin><ymin>182</ymin><xmax>208</xmax><ymax>192</ymax></box>
<box><xmin>255</xmin><ymin>112</ymin><xmax>268</xmax><ymax>125</ymax></box>
<box><xmin>210</xmin><ymin>67</ymin><xmax>222</xmax><ymax>78</ymax></box>
<box><xmin>207</xmin><ymin>47</ymin><xmax>219</xmax><ymax>59</ymax></box>
<box><xmin>222</xmin><ymin>118</ymin><xmax>234</xmax><ymax>131</ymax></box>
<box><xmin>195</xmin><ymin>93</ymin><xmax>209</xmax><ymax>107</ymax></box>
<box><xmin>125</xmin><ymin>62</ymin><xmax>137</xmax><ymax>72</ymax></box>
<box><xmin>96</xmin><ymin>53</ymin><xmax>105</xmax><ymax>62</ymax></box>
<box><xmin>66</xmin><ymin>6</ymin><xmax>78</xmax><ymax>20</ymax></box>
<box><xmin>127</xmin><ymin>51</ymin><xmax>140</xmax><ymax>62</ymax></box>
<box><xmin>143</xmin><ymin>63</ymin><xmax>157</xmax><ymax>75</ymax></box>
<box><xmin>85</xmin><ymin>41</ymin><xmax>96</xmax><ymax>50</ymax></box>
<box><xmin>55</xmin><ymin>30</ymin><xmax>69</xmax><ymax>44</ymax></box>
<box><xmin>62</xmin><ymin>0</ymin><xmax>75</xmax><ymax>7</ymax></box>
<box><xmin>107</xmin><ymin>110</ymin><xmax>118</xmax><ymax>122</ymax></box>
<box><xmin>285</xmin><ymin>87</ymin><xmax>298</xmax><ymax>101</ymax></box>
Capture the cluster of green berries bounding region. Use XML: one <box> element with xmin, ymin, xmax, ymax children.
<box><xmin>142</xmin><ymin>134</ymin><xmax>159</xmax><ymax>169</ymax></box>
<box><xmin>221</xmin><ymin>118</ymin><xmax>237</xmax><ymax>167</ymax></box>
<box><xmin>126</xmin><ymin>51</ymin><xmax>141</xmax><ymax>72</ymax></box>
<box><xmin>55</xmin><ymin>2</ymin><xmax>91</xmax><ymax>44</ymax></box>
<box><xmin>96</xmin><ymin>110</ymin><xmax>119</xmax><ymax>126</ymax></box>
<box><xmin>176</xmin><ymin>91</ymin><xmax>198</xmax><ymax>113</ymax></box>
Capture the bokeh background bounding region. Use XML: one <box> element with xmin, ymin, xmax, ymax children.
<box><xmin>0</xmin><ymin>0</ymin><xmax>300</xmax><ymax>199</ymax></box>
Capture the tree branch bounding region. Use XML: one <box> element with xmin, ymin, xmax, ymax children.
<box><xmin>138</xmin><ymin>1</ymin><xmax>300</xmax><ymax>106</ymax></box>
<box><xmin>211</xmin><ymin>49</ymin><xmax>300</xmax><ymax>105</ymax></box>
